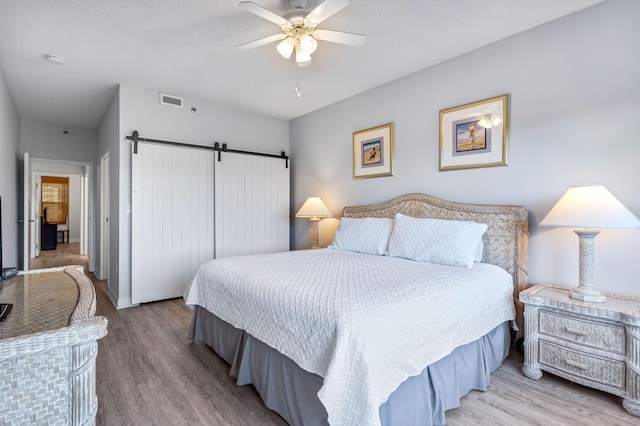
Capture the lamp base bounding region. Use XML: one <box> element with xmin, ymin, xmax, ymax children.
<box><xmin>570</xmin><ymin>286</ymin><xmax>607</xmax><ymax>303</ymax></box>
<box><xmin>310</xmin><ymin>218</ymin><xmax>320</xmax><ymax>250</ymax></box>
<box><xmin>570</xmin><ymin>229</ymin><xmax>606</xmax><ymax>303</ymax></box>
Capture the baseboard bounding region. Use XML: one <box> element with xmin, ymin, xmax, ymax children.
<box><xmin>117</xmin><ymin>297</ymin><xmax>139</xmax><ymax>309</ymax></box>
<box><xmin>107</xmin><ymin>286</ymin><xmax>139</xmax><ymax>310</ymax></box>
<box><xmin>106</xmin><ymin>285</ymin><xmax>118</xmax><ymax>308</ymax></box>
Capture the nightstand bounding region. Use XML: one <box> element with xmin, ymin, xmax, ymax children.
<box><xmin>520</xmin><ymin>284</ymin><xmax>640</xmax><ymax>417</ymax></box>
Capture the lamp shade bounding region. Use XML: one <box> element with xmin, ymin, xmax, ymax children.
<box><xmin>295</xmin><ymin>197</ymin><xmax>332</xmax><ymax>220</ymax></box>
<box><xmin>295</xmin><ymin>48</ymin><xmax>311</xmax><ymax>67</ymax></box>
<box><xmin>299</xmin><ymin>35</ymin><xmax>318</xmax><ymax>54</ymax></box>
<box><xmin>276</xmin><ymin>37</ymin><xmax>295</xmax><ymax>59</ymax></box>
<box><xmin>540</xmin><ymin>185</ymin><xmax>640</xmax><ymax>229</ymax></box>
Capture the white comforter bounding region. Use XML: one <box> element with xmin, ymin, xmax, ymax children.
<box><xmin>184</xmin><ymin>249</ymin><xmax>515</xmax><ymax>426</ymax></box>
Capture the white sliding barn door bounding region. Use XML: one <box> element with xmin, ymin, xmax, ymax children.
<box><xmin>215</xmin><ymin>152</ymin><xmax>289</xmax><ymax>258</ymax></box>
<box><xmin>131</xmin><ymin>143</ymin><xmax>214</xmax><ymax>304</ymax></box>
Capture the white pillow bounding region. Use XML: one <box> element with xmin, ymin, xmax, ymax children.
<box><xmin>387</xmin><ymin>213</ymin><xmax>488</xmax><ymax>268</ymax></box>
<box><xmin>329</xmin><ymin>217</ymin><xmax>395</xmax><ymax>255</ymax></box>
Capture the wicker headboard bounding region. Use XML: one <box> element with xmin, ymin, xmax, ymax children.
<box><xmin>343</xmin><ymin>193</ymin><xmax>529</xmax><ymax>333</ymax></box>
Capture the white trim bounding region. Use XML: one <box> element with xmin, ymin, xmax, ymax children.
<box><xmin>99</xmin><ymin>152</ymin><xmax>110</xmax><ymax>281</ymax></box>
<box><xmin>19</xmin><ymin>266</ymin><xmax>65</xmax><ymax>274</ymax></box>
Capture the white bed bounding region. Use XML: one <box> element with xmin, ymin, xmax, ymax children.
<box><xmin>184</xmin><ymin>193</ymin><xmax>529</xmax><ymax>425</ymax></box>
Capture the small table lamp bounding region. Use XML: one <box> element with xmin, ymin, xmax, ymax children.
<box><xmin>295</xmin><ymin>197</ymin><xmax>332</xmax><ymax>249</ymax></box>
<box><xmin>540</xmin><ymin>185</ymin><xmax>640</xmax><ymax>302</ymax></box>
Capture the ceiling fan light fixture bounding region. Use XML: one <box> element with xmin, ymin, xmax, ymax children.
<box><xmin>299</xmin><ymin>34</ymin><xmax>318</xmax><ymax>54</ymax></box>
<box><xmin>276</xmin><ymin>36</ymin><xmax>295</xmax><ymax>59</ymax></box>
<box><xmin>238</xmin><ymin>0</ymin><xmax>366</xmax><ymax>69</ymax></box>
<box><xmin>296</xmin><ymin>48</ymin><xmax>312</xmax><ymax>66</ymax></box>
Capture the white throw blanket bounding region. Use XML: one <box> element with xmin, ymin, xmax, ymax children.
<box><xmin>184</xmin><ymin>249</ymin><xmax>515</xmax><ymax>426</ymax></box>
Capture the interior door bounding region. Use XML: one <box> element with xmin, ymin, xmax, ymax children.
<box><xmin>79</xmin><ymin>171</ymin><xmax>90</xmax><ymax>256</ymax></box>
<box><xmin>32</xmin><ymin>174</ymin><xmax>42</xmax><ymax>258</ymax></box>
<box><xmin>131</xmin><ymin>142</ymin><xmax>214</xmax><ymax>304</ymax></box>
<box><xmin>214</xmin><ymin>152</ymin><xmax>290</xmax><ymax>258</ymax></box>
<box><xmin>100</xmin><ymin>153</ymin><xmax>109</xmax><ymax>280</ymax></box>
<box><xmin>21</xmin><ymin>152</ymin><xmax>31</xmax><ymax>270</ymax></box>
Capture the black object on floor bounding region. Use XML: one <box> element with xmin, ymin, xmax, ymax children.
<box><xmin>2</xmin><ymin>267</ymin><xmax>18</xmax><ymax>280</ymax></box>
<box><xmin>0</xmin><ymin>303</ymin><xmax>12</xmax><ymax>321</ymax></box>
<box><xmin>515</xmin><ymin>337</ymin><xmax>524</xmax><ymax>355</ymax></box>
<box><xmin>41</xmin><ymin>222</ymin><xmax>57</xmax><ymax>250</ymax></box>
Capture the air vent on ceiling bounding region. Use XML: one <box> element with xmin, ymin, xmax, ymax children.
<box><xmin>160</xmin><ymin>93</ymin><xmax>183</xmax><ymax>108</ymax></box>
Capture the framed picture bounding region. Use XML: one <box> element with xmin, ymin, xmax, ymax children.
<box><xmin>353</xmin><ymin>122</ymin><xmax>394</xmax><ymax>179</ymax></box>
<box><xmin>439</xmin><ymin>94</ymin><xmax>510</xmax><ymax>171</ymax></box>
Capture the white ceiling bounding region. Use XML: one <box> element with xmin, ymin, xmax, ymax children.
<box><xmin>0</xmin><ymin>0</ymin><xmax>605</xmax><ymax>129</ymax></box>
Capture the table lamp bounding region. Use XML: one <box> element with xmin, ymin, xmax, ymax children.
<box><xmin>540</xmin><ymin>185</ymin><xmax>640</xmax><ymax>302</ymax></box>
<box><xmin>295</xmin><ymin>197</ymin><xmax>332</xmax><ymax>249</ymax></box>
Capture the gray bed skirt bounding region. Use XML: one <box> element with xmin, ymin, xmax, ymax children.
<box><xmin>189</xmin><ymin>306</ymin><xmax>510</xmax><ymax>426</ymax></box>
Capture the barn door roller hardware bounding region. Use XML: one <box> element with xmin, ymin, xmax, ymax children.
<box><xmin>126</xmin><ymin>131</ymin><xmax>288</xmax><ymax>168</ymax></box>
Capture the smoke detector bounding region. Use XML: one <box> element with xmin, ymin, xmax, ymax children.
<box><xmin>46</xmin><ymin>54</ymin><xmax>64</xmax><ymax>64</ymax></box>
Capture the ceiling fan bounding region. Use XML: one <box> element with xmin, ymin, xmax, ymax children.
<box><xmin>237</xmin><ymin>0</ymin><xmax>366</xmax><ymax>67</ymax></box>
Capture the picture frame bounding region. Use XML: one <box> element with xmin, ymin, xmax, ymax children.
<box><xmin>353</xmin><ymin>122</ymin><xmax>394</xmax><ymax>179</ymax></box>
<box><xmin>439</xmin><ymin>94</ymin><xmax>510</xmax><ymax>171</ymax></box>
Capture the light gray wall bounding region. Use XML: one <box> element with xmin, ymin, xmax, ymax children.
<box><xmin>96</xmin><ymin>87</ymin><xmax>120</xmax><ymax>301</ymax></box>
<box><xmin>0</xmin><ymin>67</ymin><xmax>20</xmax><ymax>268</ymax></box>
<box><xmin>68</xmin><ymin>175</ymin><xmax>81</xmax><ymax>242</ymax></box>
<box><xmin>290</xmin><ymin>0</ymin><xmax>640</xmax><ymax>298</ymax></box>
<box><xmin>31</xmin><ymin>159</ymin><xmax>85</xmax><ymax>175</ymax></box>
<box><xmin>111</xmin><ymin>84</ymin><xmax>289</xmax><ymax>308</ymax></box>
<box><xmin>20</xmin><ymin>120</ymin><xmax>97</xmax><ymax>163</ymax></box>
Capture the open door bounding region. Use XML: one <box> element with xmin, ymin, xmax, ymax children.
<box><xmin>99</xmin><ymin>152</ymin><xmax>109</xmax><ymax>280</ymax></box>
<box><xmin>20</xmin><ymin>152</ymin><xmax>33</xmax><ymax>271</ymax></box>
<box><xmin>31</xmin><ymin>174</ymin><xmax>41</xmax><ymax>259</ymax></box>
<box><xmin>80</xmin><ymin>171</ymin><xmax>88</xmax><ymax>255</ymax></box>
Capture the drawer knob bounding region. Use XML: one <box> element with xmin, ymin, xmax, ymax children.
<box><xmin>565</xmin><ymin>359</ymin><xmax>588</xmax><ymax>370</ymax></box>
<box><xmin>565</xmin><ymin>327</ymin><xmax>588</xmax><ymax>336</ymax></box>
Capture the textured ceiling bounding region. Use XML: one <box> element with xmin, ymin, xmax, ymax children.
<box><xmin>0</xmin><ymin>0</ymin><xmax>605</xmax><ymax>128</ymax></box>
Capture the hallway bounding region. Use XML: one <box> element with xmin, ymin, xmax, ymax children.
<box><xmin>29</xmin><ymin>242</ymin><xmax>89</xmax><ymax>271</ymax></box>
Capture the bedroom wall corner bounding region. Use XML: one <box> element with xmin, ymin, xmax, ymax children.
<box><xmin>97</xmin><ymin>85</ymin><xmax>120</xmax><ymax>307</ymax></box>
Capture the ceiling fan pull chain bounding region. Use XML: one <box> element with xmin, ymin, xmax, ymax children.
<box><xmin>295</xmin><ymin>69</ymin><xmax>302</xmax><ymax>99</ymax></box>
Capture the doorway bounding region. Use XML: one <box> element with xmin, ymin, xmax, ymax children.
<box><xmin>26</xmin><ymin>157</ymin><xmax>94</xmax><ymax>272</ymax></box>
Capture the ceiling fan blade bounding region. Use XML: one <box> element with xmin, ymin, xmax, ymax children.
<box><xmin>305</xmin><ymin>0</ymin><xmax>350</xmax><ymax>25</ymax></box>
<box><xmin>237</xmin><ymin>33</ymin><xmax>287</xmax><ymax>50</ymax></box>
<box><xmin>239</xmin><ymin>1</ymin><xmax>289</xmax><ymax>26</ymax></box>
<box><xmin>313</xmin><ymin>29</ymin><xmax>366</xmax><ymax>47</ymax></box>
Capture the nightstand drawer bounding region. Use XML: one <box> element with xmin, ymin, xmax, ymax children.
<box><xmin>539</xmin><ymin>342</ymin><xmax>625</xmax><ymax>390</ymax></box>
<box><xmin>539</xmin><ymin>310</ymin><xmax>625</xmax><ymax>354</ymax></box>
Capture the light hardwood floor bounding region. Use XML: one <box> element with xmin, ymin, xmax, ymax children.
<box><xmin>36</xmin><ymin>252</ymin><xmax>631</xmax><ymax>425</ymax></box>
<box><xmin>29</xmin><ymin>241</ymin><xmax>88</xmax><ymax>270</ymax></box>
